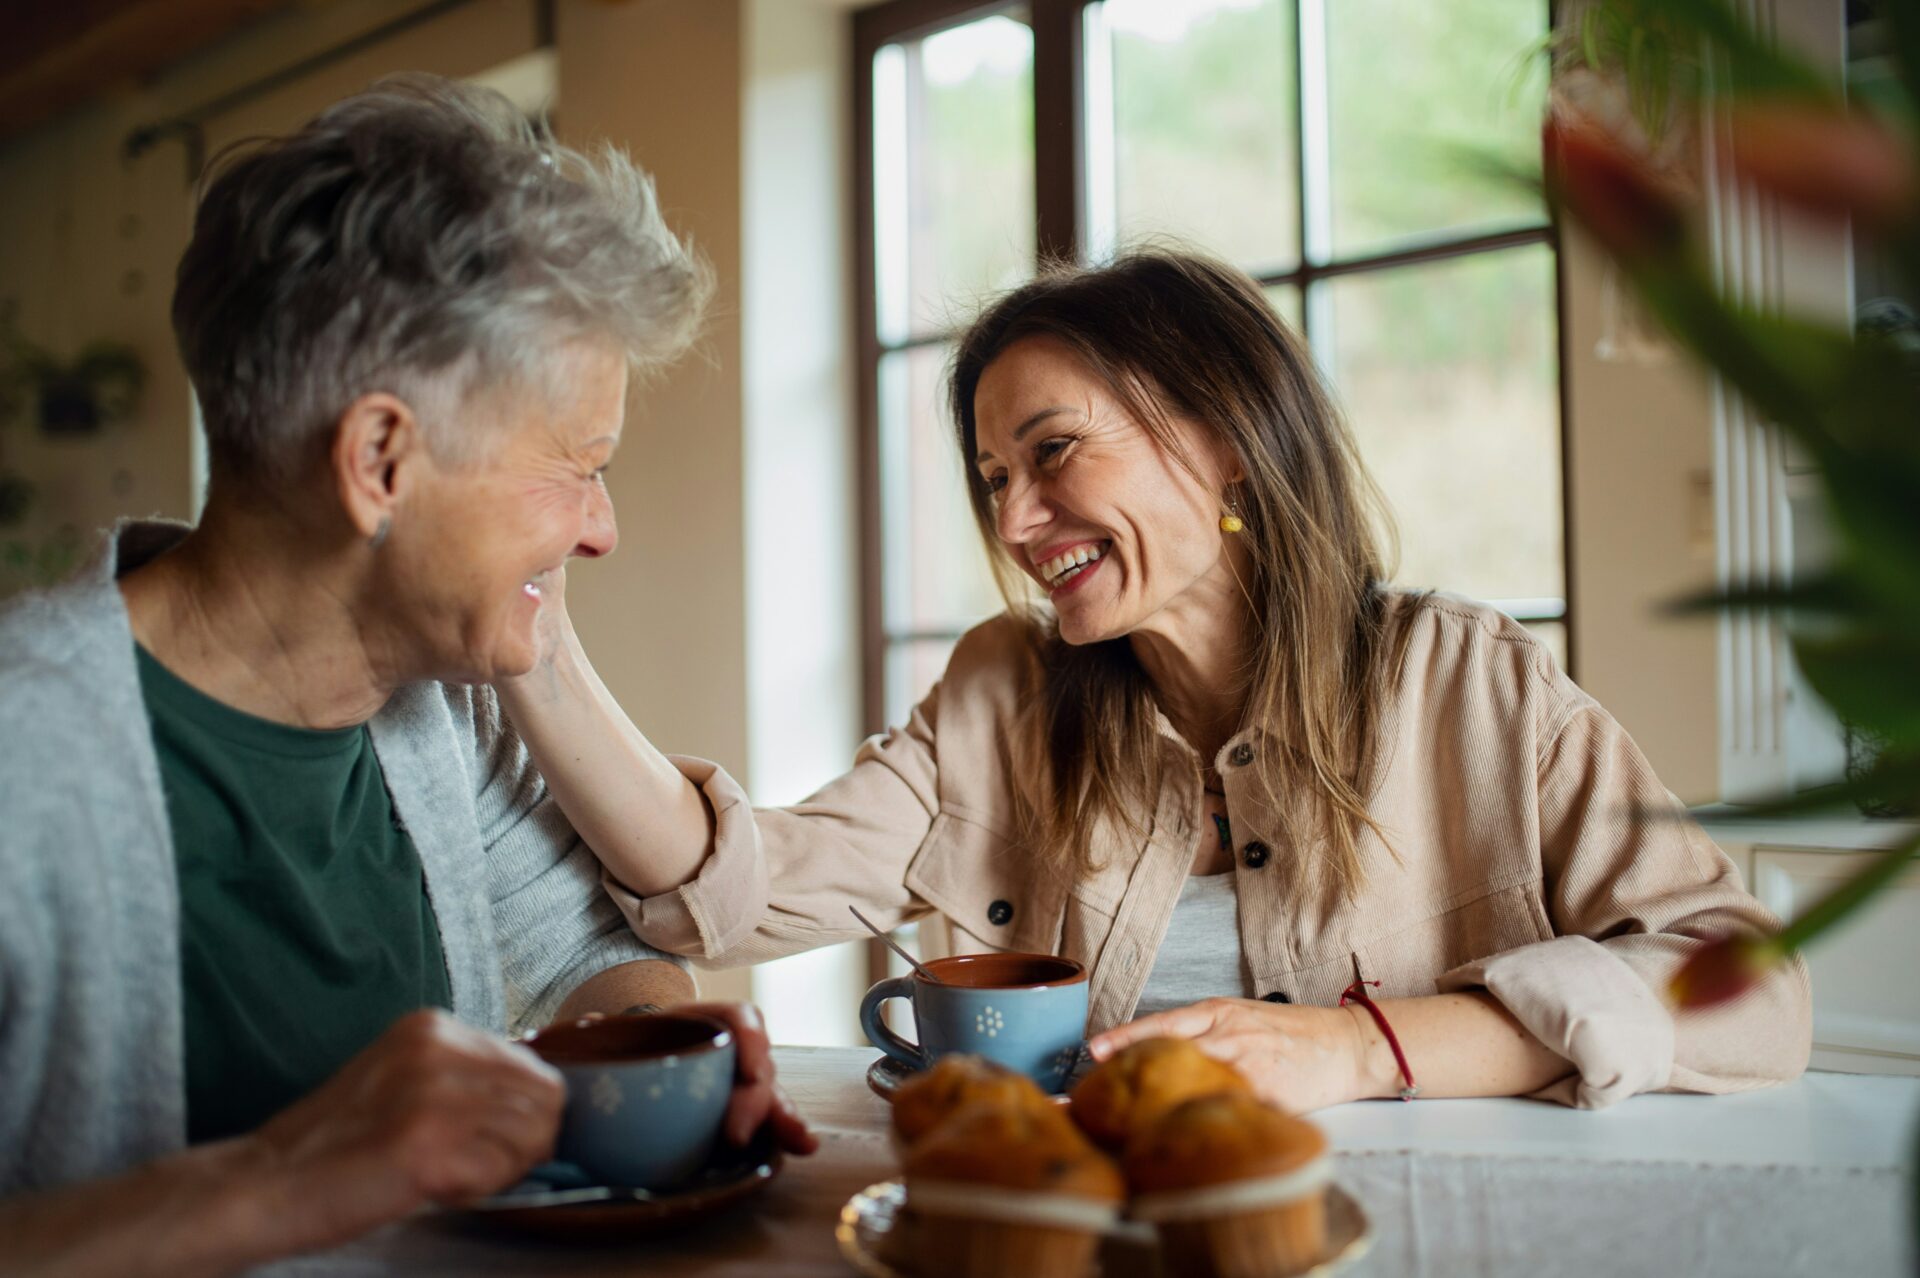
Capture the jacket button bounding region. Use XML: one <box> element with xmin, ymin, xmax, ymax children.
<box><xmin>1263</xmin><ymin>991</ymin><xmax>1291</xmax><ymax>1004</ymax></box>
<box><xmin>987</xmin><ymin>899</ymin><xmax>1014</xmax><ymax>926</ymax></box>
<box><xmin>1229</xmin><ymin>743</ymin><xmax>1255</xmax><ymax>767</ymax></box>
<box><xmin>1242</xmin><ymin>841</ymin><xmax>1270</xmax><ymax>869</ymax></box>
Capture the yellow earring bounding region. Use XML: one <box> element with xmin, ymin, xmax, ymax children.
<box><xmin>1220</xmin><ymin>500</ymin><xmax>1244</xmax><ymax>534</ymax></box>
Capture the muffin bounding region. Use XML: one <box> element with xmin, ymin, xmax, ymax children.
<box><xmin>892</xmin><ymin>1053</ymin><xmax>1055</xmax><ymax>1149</ymax></box>
<box><xmin>1069</xmin><ymin>1036</ymin><xmax>1252</xmax><ymax>1151</ymax></box>
<box><xmin>901</xmin><ymin>1098</ymin><xmax>1126</xmax><ymax>1278</ymax></box>
<box><xmin>1123</xmin><ymin>1092</ymin><xmax>1331</xmax><ymax>1278</ymax></box>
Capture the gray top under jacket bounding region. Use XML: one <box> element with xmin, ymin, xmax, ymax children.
<box><xmin>1134</xmin><ymin>871</ymin><xmax>1256</xmax><ymax>1018</ymax></box>
<box><xmin>0</xmin><ymin>520</ymin><xmax>681</xmax><ymax>1196</ymax></box>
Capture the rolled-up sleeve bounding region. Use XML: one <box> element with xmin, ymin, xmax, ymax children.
<box><xmin>607</xmin><ymin>681</ymin><xmax>948</xmax><ymax>969</ymax></box>
<box><xmin>601</xmin><ymin>757</ymin><xmax>768</xmax><ymax>958</ymax></box>
<box><xmin>1443</xmin><ymin>686</ymin><xmax>1812</xmax><ymax>1109</ymax></box>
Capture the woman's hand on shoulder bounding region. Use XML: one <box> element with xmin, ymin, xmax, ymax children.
<box><xmin>501</xmin><ymin>564</ymin><xmax>579</xmax><ymax>690</ymax></box>
<box><xmin>1087</xmin><ymin>997</ymin><xmax>1382</xmax><ymax>1113</ymax></box>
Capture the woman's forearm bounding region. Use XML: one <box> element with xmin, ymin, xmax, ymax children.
<box><xmin>1</xmin><ymin>1138</ymin><xmax>296</xmax><ymax>1278</ymax></box>
<box><xmin>1346</xmin><ymin>991</ymin><xmax>1572</xmax><ymax>1101</ymax></box>
<box><xmin>1091</xmin><ymin>991</ymin><xmax>1576</xmax><ymax>1111</ymax></box>
<box><xmin>497</xmin><ymin>620</ymin><xmax>715</xmax><ymax>896</ymax></box>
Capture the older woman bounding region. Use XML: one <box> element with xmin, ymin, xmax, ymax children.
<box><xmin>0</xmin><ymin>76</ymin><xmax>808</xmax><ymax>1276</ymax></box>
<box><xmin>501</xmin><ymin>251</ymin><xmax>1810</xmax><ymax>1113</ymax></box>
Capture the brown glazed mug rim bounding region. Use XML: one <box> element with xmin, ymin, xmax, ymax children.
<box><xmin>523</xmin><ymin>1011</ymin><xmax>734</xmax><ymax>1066</ymax></box>
<box><xmin>914</xmin><ymin>952</ymin><xmax>1087</xmax><ymax>990</ymax></box>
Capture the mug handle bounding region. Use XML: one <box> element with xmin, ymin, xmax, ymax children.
<box><xmin>858</xmin><ymin>976</ymin><xmax>927</xmax><ymax>1070</ymax></box>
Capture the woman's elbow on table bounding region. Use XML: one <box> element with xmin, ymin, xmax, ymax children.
<box><xmin>1665</xmin><ymin>950</ymin><xmax>1813</xmax><ymax>1095</ymax></box>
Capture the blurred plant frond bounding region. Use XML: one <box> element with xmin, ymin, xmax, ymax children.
<box><xmin>1556</xmin><ymin>0</ymin><xmax>1843</xmax><ymax>141</ymax></box>
<box><xmin>1544</xmin><ymin>0</ymin><xmax>1920</xmax><ymax>981</ymax></box>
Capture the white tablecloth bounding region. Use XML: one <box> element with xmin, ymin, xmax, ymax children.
<box><xmin>1317</xmin><ymin>1072</ymin><xmax>1918</xmax><ymax>1276</ymax></box>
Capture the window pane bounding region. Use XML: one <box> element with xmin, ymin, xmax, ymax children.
<box><xmin>877</xmin><ymin>345</ymin><xmax>1004</xmax><ymax>638</ymax></box>
<box><xmin>875</xmin><ymin>12</ymin><xmax>1034</xmax><ymax>343</ymax></box>
<box><xmin>1324</xmin><ymin>0</ymin><xmax>1547</xmax><ymax>258</ymax></box>
<box><xmin>1101</xmin><ymin>0</ymin><xmax>1298</xmax><ymax>273</ymax></box>
<box><xmin>885</xmin><ymin>636</ymin><xmax>962</xmax><ymax>730</ymax></box>
<box><xmin>1321</xmin><ymin>244</ymin><xmax>1561</xmax><ymax>602</ymax></box>
<box><xmin>1262</xmin><ymin>281</ymin><xmax>1303</xmax><ymax>333</ymax></box>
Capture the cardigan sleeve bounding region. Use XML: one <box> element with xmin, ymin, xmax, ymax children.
<box><xmin>1441</xmin><ymin>676</ymin><xmax>1812</xmax><ymax>1109</ymax></box>
<box><xmin>462</xmin><ymin>684</ymin><xmax>690</xmax><ymax>1033</ymax></box>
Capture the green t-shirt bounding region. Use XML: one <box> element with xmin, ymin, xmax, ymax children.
<box><xmin>136</xmin><ymin>644</ymin><xmax>453</xmax><ymax>1143</ymax></box>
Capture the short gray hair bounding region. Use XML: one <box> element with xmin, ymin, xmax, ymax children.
<box><xmin>173</xmin><ymin>73</ymin><xmax>711</xmax><ymax>484</ymax></box>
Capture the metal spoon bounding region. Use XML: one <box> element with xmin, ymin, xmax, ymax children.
<box><xmin>849</xmin><ymin>906</ymin><xmax>942</xmax><ymax>983</ymax></box>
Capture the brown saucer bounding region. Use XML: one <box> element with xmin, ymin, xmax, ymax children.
<box><xmin>455</xmin><ymin>1133</ymin><xmax>781</xmax><ymax>1240</ymax></box>
<box><xmin>867</xmin><ymin>1055</ymin><xmax>1074</xmax><ymax>1105</ymax></box>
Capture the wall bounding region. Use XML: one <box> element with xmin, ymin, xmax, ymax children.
<box><xmin>555</xmin><ymin>0</ymin><xmax>751</xmax><ymax>820</ymax></box>
<box><xmin>0</xmin><ymin>101</ymin><xmax>192</xmax><ymax>579</ymax></box>
<box><xmin>1560</xmin><ymin>225</ymin><xmax>1722</xmax><ymax>803</ymax></box>
<box><xmin>740</xmin><ymin>0</ymin><xmax>866</xmax><ymax>1045</ymax></box>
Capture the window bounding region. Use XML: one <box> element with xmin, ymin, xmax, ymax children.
<box><xmin>856</xmin><ymin>0</ymin><xmax>1564</xmax><ymax>731</ymax></box>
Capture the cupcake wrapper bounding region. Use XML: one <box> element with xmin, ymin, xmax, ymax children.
<box><xmin>906</xmin><ymin>1179</ymin><xmax>1122</xmax><ymax>1231</ymax></box>
<box><xmin>1155</xmin><ymin>1204</ymin><xmax>1328</xmax><ymax>1278</ymax></box>
<box><xmin>908</xmin><ymin>1211</ymin><xmax>1105</xmax><ymax>1278</ymax></box>
<box><xmin>1129</xmin><ymin>1155</ymin><xmax>1332</xmax><ymax>1223</ymax></box>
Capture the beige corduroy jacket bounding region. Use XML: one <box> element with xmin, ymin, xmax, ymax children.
<box><xmin>615</xmin><ymin>592</ymin><xmax>1811</xmax><ymax>1109</ymax></box>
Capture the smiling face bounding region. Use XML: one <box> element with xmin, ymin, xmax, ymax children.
<box><xmin>972</xmin><ymin>335</ymin><xmax>1243</xmax><ymax>646</ymax></box>
<box><xmin>387</xmin><ymin>340</ymin><xmax>627</xmax><ymax>681</ymax></box>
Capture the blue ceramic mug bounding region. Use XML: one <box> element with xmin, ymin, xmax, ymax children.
<box><xmin>524</xmin><ymin>1012</ymin><xmax>736</xmax><ymax>1190</ymax></box>
<box><xmin>859</xmin><ymin>952</ymin><xmax>1089</xmax><ymax>1092</ymax></box>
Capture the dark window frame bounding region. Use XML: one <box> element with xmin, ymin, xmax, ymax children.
<box><xmin>853</xmin><ymin>0</ymin><xmax>1575</xmax><ymax>739</ymax></box>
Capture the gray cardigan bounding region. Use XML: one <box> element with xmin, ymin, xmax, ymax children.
<box><xmin>0</xmin><ymin>520</ymin><xmax>682</xmax><ymax>1195</ymax></box>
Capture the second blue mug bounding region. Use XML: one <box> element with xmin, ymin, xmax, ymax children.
<box><xmin>859</xmin><ymin>952</ymin><xmax>1089</xmax><ymax>1092</ymax></box>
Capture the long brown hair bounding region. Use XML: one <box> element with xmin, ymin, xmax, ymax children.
<box><xmin>950</xmin><ymin>249</ymin><xmax>1408</xmax><ymax>895</ymax></box>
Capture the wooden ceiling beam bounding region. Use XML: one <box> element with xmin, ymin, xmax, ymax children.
<box><xmin>0</xmin><ymin>0</ymin><xmax>293</xmax><ymax>143</ymax></box>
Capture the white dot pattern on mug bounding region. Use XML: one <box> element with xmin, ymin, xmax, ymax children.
<box><xmin>687</xmin><ymin>1057</ymin><xmax>721</xmax><ymax>1103</ymax></box>
<box><xmin>590</xmin><ymin>1072</ymin><xmax>624</xmax><ymax>1116</ymax></box>
<box><xmin>975</xmin><ymin>1006</ymin><xmax>1006</xmax><ymax>1038</ymax></box>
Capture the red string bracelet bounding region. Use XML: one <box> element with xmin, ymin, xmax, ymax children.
<box><xmin>1340</xmin><ymin>952</ymin><xmax>1419</xmax><ymax>1101</ymax></box>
